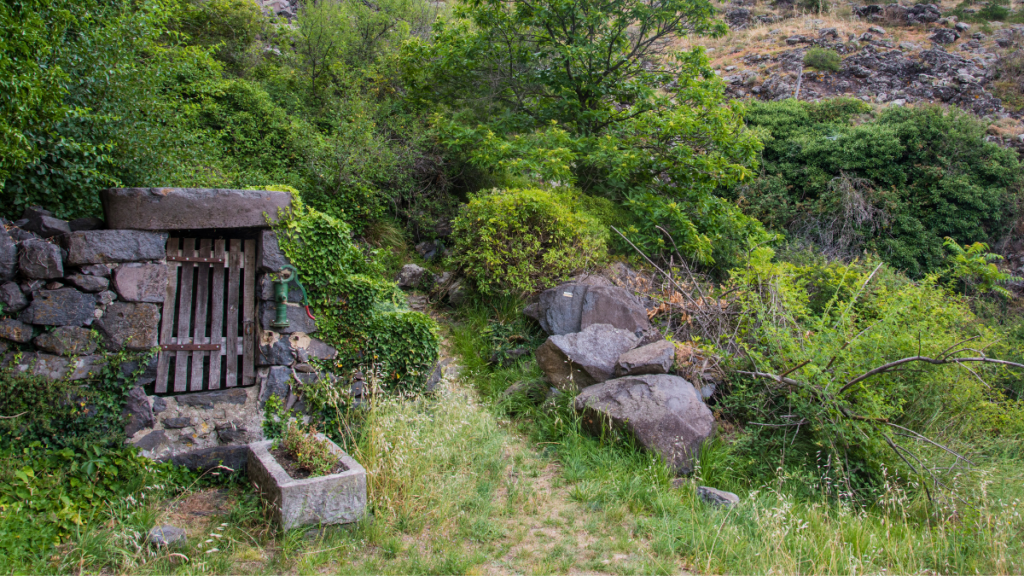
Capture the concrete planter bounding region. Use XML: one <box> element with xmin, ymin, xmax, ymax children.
<box><xmin>247</xmin><ymin>437</ymin><xmax>366</xmax><ymax>530</ymax></box>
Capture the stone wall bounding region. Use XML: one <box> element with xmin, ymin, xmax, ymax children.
<box><xmin>2</xmin><ymin>189</ymin><xmax>337</xmax><ymax>470</ymax></box>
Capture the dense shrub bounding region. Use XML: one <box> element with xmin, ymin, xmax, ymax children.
<box><xmin>274</xmin><ymin>200</ymin><xmax>441</xmax><ymax>390</ymax></box>
<box><xmin>451</xmin><ymin>188</ymin><xmax>608</xmax><ymax>295</ymax></box>
<box><xmin>731</xmin><ymin>100</ymin><xmax>1022</xmax><ymax>276</ymax></box>
<box><xmin>803</xmin><ymin>47</ymin><xmax>841</xmax><ymax>71</ymax></box>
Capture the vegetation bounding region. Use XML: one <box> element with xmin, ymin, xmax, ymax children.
<box><xmin>803</xmin><ymin>47</ymin><xmax>841</xmax><ymax>72</ymax></box>
<box><xmin>452</xmin><ymin>188</ymin><xmax>608</xmax><ymax>295</ymax></box>
<box><xmin>278</xmin><ymin>421</ymin><xmax>338</xmax><ymax>477</ymax></box>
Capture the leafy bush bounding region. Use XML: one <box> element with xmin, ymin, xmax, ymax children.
<box><xmin>279</xmin><ymin>421</ymin><xmax>337</xmax><ymax>476</ymax></box>
<box><xmin>274</xmin><ymin>200</ymin><xmax>441</xmax><ymax>390</ymax></box>
<box><xmin>731</xmin><ymin>100</ymin><xmax>1022</xmax><ymax>276</ymax></box>
<box><xmin>803</xmin><ymin>47</ymin><xmax>841</xmax><ymax>72</ymax></box>
<box><xmin>451</xmin><ymin>188</ymin><xmax>608</xmax><ymax>295</ymax></box>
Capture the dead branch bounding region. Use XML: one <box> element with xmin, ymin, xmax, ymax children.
<box><xmin>838</xmin><ymin>356</ymin><xmax>1024</xmax><ymax>395</ymax></box>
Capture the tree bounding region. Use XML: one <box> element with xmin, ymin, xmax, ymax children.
<box><xmin>405</xmin><ymin>0</ymin><xmax>765</xmax><ymax>268</ymax></box>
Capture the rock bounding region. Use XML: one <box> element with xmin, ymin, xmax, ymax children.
<box><xmin>217</xmin><ymin>424</ymin><xmax>248</xmax><ymax>444</ymax></box>
<box><xmin>66</xmin><ymin>230</ymin><xmax>168</xmax><ymax>265</ymax></box>
<box><xmin>68</xmin><ymin>355</ymin><xmax>106</xmax><ymax>380</ymax></box>
<box><xmin>119</xmin><ymin>354</ymin><xmax>159</xmax><ymax>386</ymax></box>
<box><xmin>21</xmin><ymin>288</ymin><xmax>96</xmax><ymax>326</ymax></box>
<box><xmin>147</xmin><ymin>525</ymin><xmax>187</xmax><ymax>547</ymax></box>
<box><xmin>818</xmin><ymin>27</ymin><xmax>839</xmax><ymax>40</ymax></box>
<box><xmin>615</xmin><ymin>339</ymin><xmax>675</xmax><ymax>376</ymax></box>
<box><xmin>574</xmin><ymin>374</ymin><xmax>715</xmax><ymax>474</ymax></box>
<box><xmin>725</xmin><ymin>8</ymin><xmax>751</xmax><ymax>29</ymax></box>
<box><xmin>415</xmin><ymin>240</ymin><xmax>445</xmax><ymax>261</ymax></box>
<box><xmin>20</xmin><ymin>280</ymin><xmax>44</xmax><ymax>294</ymax></box>
<box><xmin>9</xmin><ymin>227</ymin><xmax>38</xmax><ymax>242</ymax></box>
<box><xmin>111</xmin><ymin>263</ymin><xmax>167</xmax><ymax>302</ymax></box>
<box><xmin>262</xmin><ymin>366</ymin><xmax>293</xmax><ymax>405</ymax></box>
<box><xmin>395</xmin><ymin>264</ymin><xmax>428</xmax><ymax>289</ymax></box>
<box><xmin>152</xmin><ymin>396</ymin><xmax>167</xmax><ymax>413</ymax></box>
<box><xmin>0</xmin><ymin>282</ymin><xmax>28</xmax><ymax>312</ymax></box>
<box><xmin>257</xmin><ymin>229</ymin><xmax>289</xmax><ymax>273</ymax></box>
<box><xmin>535</xmin><ymin>323</ymin><xmax>640</xmax><ymax>390</ymax></box>
<box><xmin>162</xmin><ymin>417</ymin><xmax>192</xmax><ymax>429</ymax></box>
<box><xmin>68</xmin><ymin>217</ymin><xmax>105</xmax><ymax>231</ymax></box>
<box><xmin>502</xmin><ymin>379</ymin><xmax>545</xmax><ymax>401</ymax></box>
<box><xmin>406</xmin><ymin>294</ymin><xmax>428</xmax><ymax>311</ymax></box>
<box><xmin>0</xmin><ymin>319</ymin><xmax>33</xmax><ymax>343</ymax></box>
<box><xmin>0</xmin><ymin>228</ymin><xmax>16</xmax><ymax>281</ymax></box>
<box><xmin>697</xmin><ymin>486</ymin><xmax>740</xmax><ymax>507</ymax></box>
<box><xmin>170</xmin><ymin>445</ymin><xmax>250</xmax><ymax>472</ymax></box>
<box><xmin>176</xmin><ymin>387</ymin><xmax>248</xmax><ymax>408</ymax></box>
<box><xmin>132</xmin><ymin>429</ymin><xmax>169</xmax><ymax>452</ymax></box>
<box><xmin>19</xmin><ymin>239</ymin><xmax>64</xmax><ymax>279</ymax></box>
<box><xmin>258</xmin><ymin>334</ymin><xmax>335</xmax><ymax>366</ymax></box>
<box><xmin>123</xmin><ymin>386</ymin><xmax>154</xmax><ymax>437</ymax></box>
<box><xmin>101</xmin><ymin>188</ymin><xmax>292</xmax><ymax>230</ymax></box>
<box><xmin>21</xmin><ymin>215</ymin><xmax>70</xmax><ymax>238</ymax></box>
<box><xmin>96</xmin><ymin>290</ymin><xmax>117</xmax><ymax>306</ymax></box>
<box><xmin>446</xmin><ymin>279</ymin><xmax>466</xmax><ymax>306</ymax></box>
<box><xmin>581</xmin><ymin>285</ymin><xmax>652</xmax><ymax>337</ymax></box>
<box><xmin>531</xmin><ymin>283</ymin><xmax>589</xmax><ymax>334</ymax></box>
<box><xmin>785</xmin><ymin>35</ymin><xmax>812</xmax><ymax>45</ymax></box>
<box><xmin>20</xmin><ymin>206</ymin><xmax>51</xmax><ymax>220</ymax></box>
<box><xmin>259</xmin><ymin>302</ymin><xmax>316</xmax><ymax>334</ymax></box>
<box><xmin>15</xmin><ymin>352</ymin><xmax>70</xmax><ymax>380</ymax></box>
<box><xmin>258</xmin><ymin>338</ymin><xmax>296</xmax><ymax>366</ymax></box>
<box><xmin>425</xmin><ymin>359</ymin><xmax>449</xmax><ymax>392</ymax></box>
<box><xmin>33</xmin><ymin>326</ymin><xmax>97</xmax><ymax>355</ymax></box>
<box><xmin>45</xmin><ymin>281</ymin><xmax>63</xmax><ymax>290</ymax></box>
<box><xmin>929</xmin><ymin>28</ymin><xmax>960</xmax><ymax>44</ymax></box>
<box><xmin>94</xmin><ymin>302</ymin><xmax>160</xmax><ymax>350</ymax></box>
<box><xmin>64</xmin><ymin>273</ymin><xmax>110</xmax><ymax>293</ymax></box>
<box><xmin>954</xmin><ymin>21</ymin><xmax>970</xmax><ymax>32</ymax></box>
<box><xmin>79</xmin><ymin>264</ymin><xmax>111</xmax><ymax>277</ymax></box>
<box><xmin>868</xmin><ymin>25</ymin><xmax>886</xmax><ymax>35</ymax></box>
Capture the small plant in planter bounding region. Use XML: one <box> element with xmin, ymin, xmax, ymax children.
<box><xmin>248</xmin><ymin>421</ymin><xmax>366</xmax><ymax>529</ymax></box>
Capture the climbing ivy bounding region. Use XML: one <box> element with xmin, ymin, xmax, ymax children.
<box><xmin>273</xmin><ymin>198</ymin><xmax>441</xmax><ymax>391</ymax></box>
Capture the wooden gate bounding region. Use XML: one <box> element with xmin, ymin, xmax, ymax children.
<box><xmin>155</xmin><ymin>237</ymin><xmax>257</xmax><ymax>393</ymax></box>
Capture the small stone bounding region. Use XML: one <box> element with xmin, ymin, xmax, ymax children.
<box><xmin>79</xmin><ymin>264</ymin><xmax>111</xmax><ymax>277</ymax></box>
<box><xmin>697</xmin><ymin>486</ymin><xmax>740</xmax><ymax>507</ymax></box>
<box><xmin>21</xmin><ymin>215</ymin><xmax>71</xmax><ymax>238</ymax></box>
<box><xmin>94</xmin><ymin>302</ymin><xmax>160</xmax><ymax>350</ymax></box>
<box><xmin>33</xmin><ymin>326</ymin><xmax>97</xmax><ymax>355</ymax></box>
<box><xmin>45</xmin><ymin>281</ymin><xmax>63</xmax><ymax>290</ymax></box>
<box><xmin>147</xmin><ymin>525</ymin><xmax>187</xmax><ymax>547</ymax></box>
<box><xmin>20</xmin><ymin>280</ymin><xmax>44</xmax><ymax>294</ymax></box>
<box><xmin>0</xmin><ymin>282</ymin><xmax>28</xmax><ymax>312</ymax></box>
<box><xmin>19</xmin><ymin>239</ymin><xmax>64</xmax><ymax>279</ymax></box>
<box><xmin>96</xmin><ymin>290</ymin><xmax>117</xmax><ymax>306</ymax></box>
<box><xmin>0</xmin><ymin>319</ymin><xmax>33</xmax><ymax>343</ymax></box>
<box><xmin>152</xmin><ymin>396</ymin><xmax>167</xmax><ymax>413</ymax></box>
<box><xmin>22</xmin><ymin>288</ymin><xmax>97</xmax><ymax>326</ymax></box>
<box><xmin>112</xmin><ymin>263</ymin><xmax>167</xmax><ymax>302</ymax></box>
<box><xmin>217</xmin><ymin>424</ymin><xmax>247</xmax><ymax>443</ymax></box>
<box><xmin>395</xmin><ymin>264</ymin><xmax>428</xmax><ymax>289</ymax></box>
<box><xmin>65</xmin><ymin>273</ymin><xmax>110</xmax><ymax>293</ymax></box>
<box><xmin>163</xmin><ymin>417</ymin><xmax>192</xmax><ymax>429</ymax></box>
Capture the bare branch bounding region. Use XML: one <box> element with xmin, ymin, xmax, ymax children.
<box><xmin>838</xmin><ymin>356</ymin><xmax>1024</xmax><ymax>395</ymax></box>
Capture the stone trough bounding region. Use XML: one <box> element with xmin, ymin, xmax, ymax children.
<box><xmin>247</xmin><ymin>437</ymin><xmax>367</xmax><ymax>530</ymax></box>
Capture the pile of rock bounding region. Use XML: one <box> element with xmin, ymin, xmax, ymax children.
<box><xmin>524</xmin><ymin>276</ymin><xmax>716</xmax><ymax>474</ymax></box>
<box><xmin>0</xmin><ymin>207</ymin><xmax>165</xmax><ymax>382</ymax></box>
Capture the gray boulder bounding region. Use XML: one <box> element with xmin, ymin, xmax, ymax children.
<box><xmin>33</xmin><ymin>326</ymin><xmax>97</xmax><ymax>355</ymax></box>
<box><xmin>22</xmin><ymin>215</ymin><xmax>71</xmax><ymax>238</ymax></box>
<box><xmin>535</xmin><ymin>323</ymin><xmax>639</xmax><ymax>390</ymax></box>
<box><xmin>68</xmin><ymin>355</ymin><xmax>107</xmax><ymax>380</ymax></box>
<box><xmin>94</xmin><ymin>302</ymin><xmax>160</xmax><ymax>350</ymax></box>
<box><xmin>697</xmin><ymin>486</ymin><xmax>740</xmax><ymax>507</ymax></box>
<box><xmin>262</xmin><ymin>365</ymin><xmax>293</xmax><ymax>405</ymax></box>
<box><xmin>64</xmin><ymin>273</ymin><xmax>110</xmax><ymax>293</ymax></box>
<box><xmin>929</xmin><ymin>28</ymin><xmax>960</xmax><ymax>44</ymax></box>
<box><xmin>68</xmin><ymin>217</ymin><xmax>105</xmax><ymax>231</ymax></box>
<box><xmin>21</xmin><ymin>288</ymin><xmax>96</xmax><ymax>326</ymax></box>
<box><xmin>0</xmin><ymin>228</ymin><xmax>17</xmax><ymax>281</ymax></box>
<box><xmin>396</xmin><ymin>263</ymin><xmax>429</xmax><ymax>289</ymax></box>
<box><xmin>147</xmin><ymin>525</ymin><xmax>187</xmax><ymax>547</ymax></box>
<box><xmin>14</xmin><ymin>352</ymin><xmax>70</xmax><ymax>380</ymax></box>
<box><xmin>0</xmin><ymin>318</ymin><xmax>33</xmax><ymax>343</ymax></box>
<box><xmin>615</xmin><ymin>339</ymin><xmax>675</xmax><ymax>376</ymax></box>
<box><xmin>258</xmin><ymin>334</ymin><xmax>336</xmax><ymax>366</ymax></box>
<box><xmin>112</xmin><ymin>263</ymin><xmax>167</xmax><ymax>302</ymax></box>
<box><xmin>123</xmin><ymin>386</ymin><xmax>154</xmax><ymax>437</ymax></box>
<box><xmin>0</xmin><ymin>282</ymin><xmax>28</xmax><ymax>312</ymax></box>
<box><xmin>257</xmin><ymin>229</ymin><xmax>289</xmax><ymax>273</ymax></box>
<box><xmin>528</xmin><ymin>283</ymin><xmax>651</xmax><ymax>336</ymax></box>
<box><xmin>66</xmin><ymin>230</ymin><xmax>167</xmax><ymax>264</ymax></box>
<box><xmin>19</xmin><ymin>239</ymin><xmax>64</xmax><ymax>279</ymax></box>
<box><xmin>574</xmin><ymin>374</ymin><xmax>715</xmax><ymax>474</ymax></box>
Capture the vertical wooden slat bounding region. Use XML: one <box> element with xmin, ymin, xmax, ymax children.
<box><xmin>155</xmin><ymin>238</ymin><xmax>180</xmax><ymax>394</ymax></box>
<box><xmin>208</xmin><ymin>239</ymin><xmax>226</xmax><ymax>390</ymax></box>
<box><xmin>173</xmin><ymin>238</ymin><xmax>196</xmax><ymax>392</ymax></box>
<box><xmin>189</xmin><ymin>239</ymin><xmax>212</xmax><ymax>391</ymax></box>
<box><xmin>224</xmin><ymin>239</ymin><xmax>241</xmax><ymax>388</ymax></box>
<box><xmin>242</xmin><ymin>239</ymin><xmax>256</xmax><ymax>387</ymax></box>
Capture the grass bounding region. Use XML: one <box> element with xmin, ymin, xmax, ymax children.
<box><xmin>9</xmin><ymin>293</ymin><xmax>1024</xmax><ymax>574</ymax></box>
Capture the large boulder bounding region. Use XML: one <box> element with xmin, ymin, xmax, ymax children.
<box><xmin>22</xmin><ymin>215</ymin><xmax>70</xmax><ymax>238</ymax></box>
<box><xmin>33</xmin><ymin>326</ymin><xmax>97</xmax><ymax>355</ymax></box>
<box><xmin>66</xmin><ymin>230</ymin><xmax>167</xmax><ymax>264</ymax></box>
<box><xmin>535</xmin><ymin>323</ymin><xmax>639</xmax><ymax>390</ymax></box>
<box><xmin>94</xmin><ymin>302</ymin><xmax>160</xmax><ymax>350</ymax></box>
<box><xmin>615</xmin><ymin>339</ymin><xmax>675</xmax><ymax>376</ymax></box>
<box><xmin>395</xmin><ymin>263</ymin><xmax>429</xmax><ymax>289</ymax></box>
<box><xmin>574</xmin><ymin>374</ymin><xmax>715</xmax><ymax>474</ymax></box>
<box><xmin>526</xmin><ymin>283</ymin><xmax>651</xmax><ymax>336</ymax></box>
<box><xmin>112</xmin><ymin>263</ymin><xmax>167</xmax><ymax>302</ymax></box>
<box><xmin>19</xmin><ymin>238</ymin><xmax>64</xmax><ymax>279</ymax></box>
<box><xmin>21</xmin><ymin>288</ymin><xmax>96</xmax><ymax>326</ymax></box>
